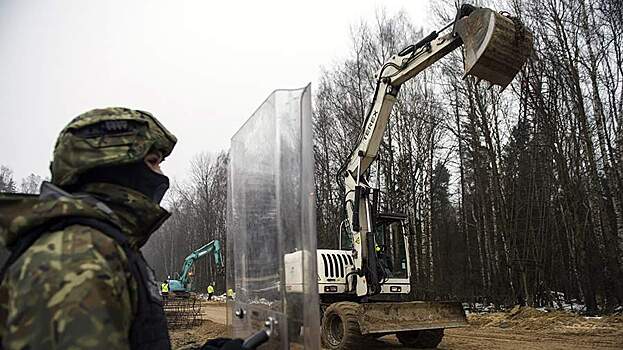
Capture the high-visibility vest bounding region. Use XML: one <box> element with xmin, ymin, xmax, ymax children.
<box><xmin>227</xmin><ymin>288</ymin><xmax>234</xmax><ymax>297</ymax></box>
<box><xmin>161</xmin><ymin>283</ymin><xmax>169</xmax><ymax>293</ymax></box>
<box><xmin>207</xmin><ymin>285</ymin><xmax>214</xmax><ymax>293</ymax></box>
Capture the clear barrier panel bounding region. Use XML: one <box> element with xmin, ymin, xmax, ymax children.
<box><xmin>227</xmin><ymin>85</ymin><xmax>319</xmax><ymax>349</ymax></box>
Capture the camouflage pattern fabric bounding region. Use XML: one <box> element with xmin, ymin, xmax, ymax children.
<box><xmin>0</xmin><ymin>182</ymin><xmax>170</xmax><ymax>349</ymax></box>
<box><xmin>51</xmin><ymin>107</ymin><xmax>177</xmax><ymax>187</ymax></box>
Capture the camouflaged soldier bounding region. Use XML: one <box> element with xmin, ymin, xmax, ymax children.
<box><xmin>0</xmin><ymin>107</ymin><xmax>177</xmax><ymax>349</ymax></box>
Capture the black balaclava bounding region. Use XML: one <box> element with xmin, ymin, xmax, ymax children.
<box><xmin>79</xmin><ymin>161</ymin><xmax>170</xmax><ymax>204</ymax></box>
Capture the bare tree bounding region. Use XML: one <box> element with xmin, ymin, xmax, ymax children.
<box><xmin>20</xmin><ymin>173</ymin><xmax>43</xmax><ymax>194</ymax></box>
<box><xmin>0</xmin><ymin>166</ymin><xmax>17</xmax><ymax>193</ymax></box>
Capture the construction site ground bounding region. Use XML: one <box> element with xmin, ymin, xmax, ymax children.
<box><xmin>170</xmin><ymin>302</ymin><xmax>623</xmax><ymax>349</ymax></box>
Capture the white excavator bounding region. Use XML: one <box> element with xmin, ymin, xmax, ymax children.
<box><xmin>310</xmin><ymin>4</ymin><xmax>533</xmax><ymax>349</ymax></box>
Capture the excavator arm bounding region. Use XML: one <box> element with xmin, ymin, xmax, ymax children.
<box><xmin>343</xmin><ymin>5</ymin><xmax>532</xmax><ymax>297</ymax></box>
<box><xmin>344</xmin><ymin>29</ymin><xmax>462</xmax><ymax>179</ymax></box>
<box><xmin>171</xmin><ymin>239</ymin><xmax>223</xmax><ymax>292</ymax></box>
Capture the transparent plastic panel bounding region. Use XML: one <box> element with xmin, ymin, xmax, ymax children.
<box><xmin>227</xmin><ymin>85</ymin><xmax>319</xmax><ymax>349</ymax></box>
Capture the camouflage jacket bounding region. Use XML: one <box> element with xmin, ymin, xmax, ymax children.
<box><xmin>0</xmin><ymin>182</ymin><xmax>169</xmax><ymax>349</ymax></box>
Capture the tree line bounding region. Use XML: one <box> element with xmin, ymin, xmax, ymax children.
<box><xmin>0</xmin><ymin>166</ymin><xmax>45</xmax><ymax>194</ymax></box>
<box><xmin>142</xmin><ymin>152</ymin><xmax>229</xmax><ymax>294</ymax></box>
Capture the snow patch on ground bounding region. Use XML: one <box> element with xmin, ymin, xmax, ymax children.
<box><xmin>198</xmin><ymin>293</ymin><xmax>227</xmax><ymax>303</ymax></box>
<box><xmin>463</xmin><ymin>292</ymin><xmax>606</xmax><ymax>316</ymax></box>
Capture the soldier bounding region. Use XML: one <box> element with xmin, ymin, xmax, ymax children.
<box><xmin>0</xmin><ymin>108</ymin><xmax>176</xmax><ymax>349</ymax></box>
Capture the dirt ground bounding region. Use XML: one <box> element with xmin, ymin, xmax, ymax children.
<box><xmin>169</xmin><ymin>302</ymin><xmax>623</xmax><ymax>349</ymax></box>
<box><xmin>421</xmin><ymin>306</ymin><xmax>622</xmax><ymax>350</ymax></box>
<box><xmin>169</xmin><ymin>302</ymin><xmax>229</xmax><ymax>349</ymax></box>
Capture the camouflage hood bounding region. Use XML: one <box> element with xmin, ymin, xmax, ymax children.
<box><xmin>0</xmin><ymin>182</ymin><xmax>169</xmax><ymax>250</ymax></box>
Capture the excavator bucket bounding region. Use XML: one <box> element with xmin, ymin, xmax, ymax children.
<box><xmin>454</xmin><ymin>7</ymin><xmax>533</xmax><ymax>89</ymax></box>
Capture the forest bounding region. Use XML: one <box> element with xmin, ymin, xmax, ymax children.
<box><xmin>1</xmin><ymin>0</ymin><xmax>621</xmax><ymax>314</ymax></box>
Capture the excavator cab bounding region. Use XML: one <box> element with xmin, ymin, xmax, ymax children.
<box><xmin>454</xmin><ymin>5</ymin><xmax>533</xmax><ymax>89</ymax></box>
<box><xmin>373</xmin><ymin>213</ymin><xmax>408</xmax><ymax>279</ymax></box>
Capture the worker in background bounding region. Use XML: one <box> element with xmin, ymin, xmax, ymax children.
<box><xmin>227</xmin><ymin>288</ymin><xmax>234</xmax><ymax>300</ymax></box>
<box><xmin>0</xmin><ymin>108</ymin><xmax>176</xmax><ymax>349</ymax></box>
<box><xmin>207</xmin><ymin>282</ymin><xmax>215</xmax><ymax>301</ymax></box>
<box><xmin>161</xmin><ymin>281</ymin><xmax>170</xmax><ymax>300</ymax></box>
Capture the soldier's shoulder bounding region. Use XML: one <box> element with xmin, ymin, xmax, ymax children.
<box><xmin>41</xmin><ymin>223</ymin><xmax>126</xmax><ymax>261</ymax></box>
<box><xmin>0</xmin><ymin>223</ymin><xmax>137</xmax><ymax>349</ymax></box>
<box><xmin>7</xmin><ymin>223</ymin><xmax>130</xmax><ymax>284</ymax></box>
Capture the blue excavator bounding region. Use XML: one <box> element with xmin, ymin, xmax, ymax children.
<box><xmin>167</xmin><ymin>239</ymin><xmax>223</xmax><ymax>296</ymax></box>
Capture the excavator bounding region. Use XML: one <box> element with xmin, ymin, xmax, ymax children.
<box><xmin>313</xmin><ymin>4</ymin><xmax>533</xmax><ymax>349</ymax></box>
<box><xmin>168</xmin><ymin>239</ymin><xmax>223</xmax><ymax>297</ymax></box>
<box><xmin>228</xmin><ymin>4</ymin><xmax>532</xmax><ymax>349</ymax></box>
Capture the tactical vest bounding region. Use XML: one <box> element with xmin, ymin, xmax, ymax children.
<box><xmin>0</xmin><ymin>216</ymin><xmax>171</xmax><ymax>350</ymax></box>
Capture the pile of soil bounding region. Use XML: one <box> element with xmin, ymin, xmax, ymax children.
<box><xmin>169</xmin><ymin>319</ymin><xmax>228</xmax><ymax>350</ymax></box>
<box><xmin>468</xmin><ymin>306</ymin><xmax>623</xmax><ymax>336</ymax></box>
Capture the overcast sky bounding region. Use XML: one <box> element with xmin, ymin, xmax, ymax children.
<box><xmin>0</xmin><ymin>0</ymin><xmax>430</xmax><ymax>185</ymax></box>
